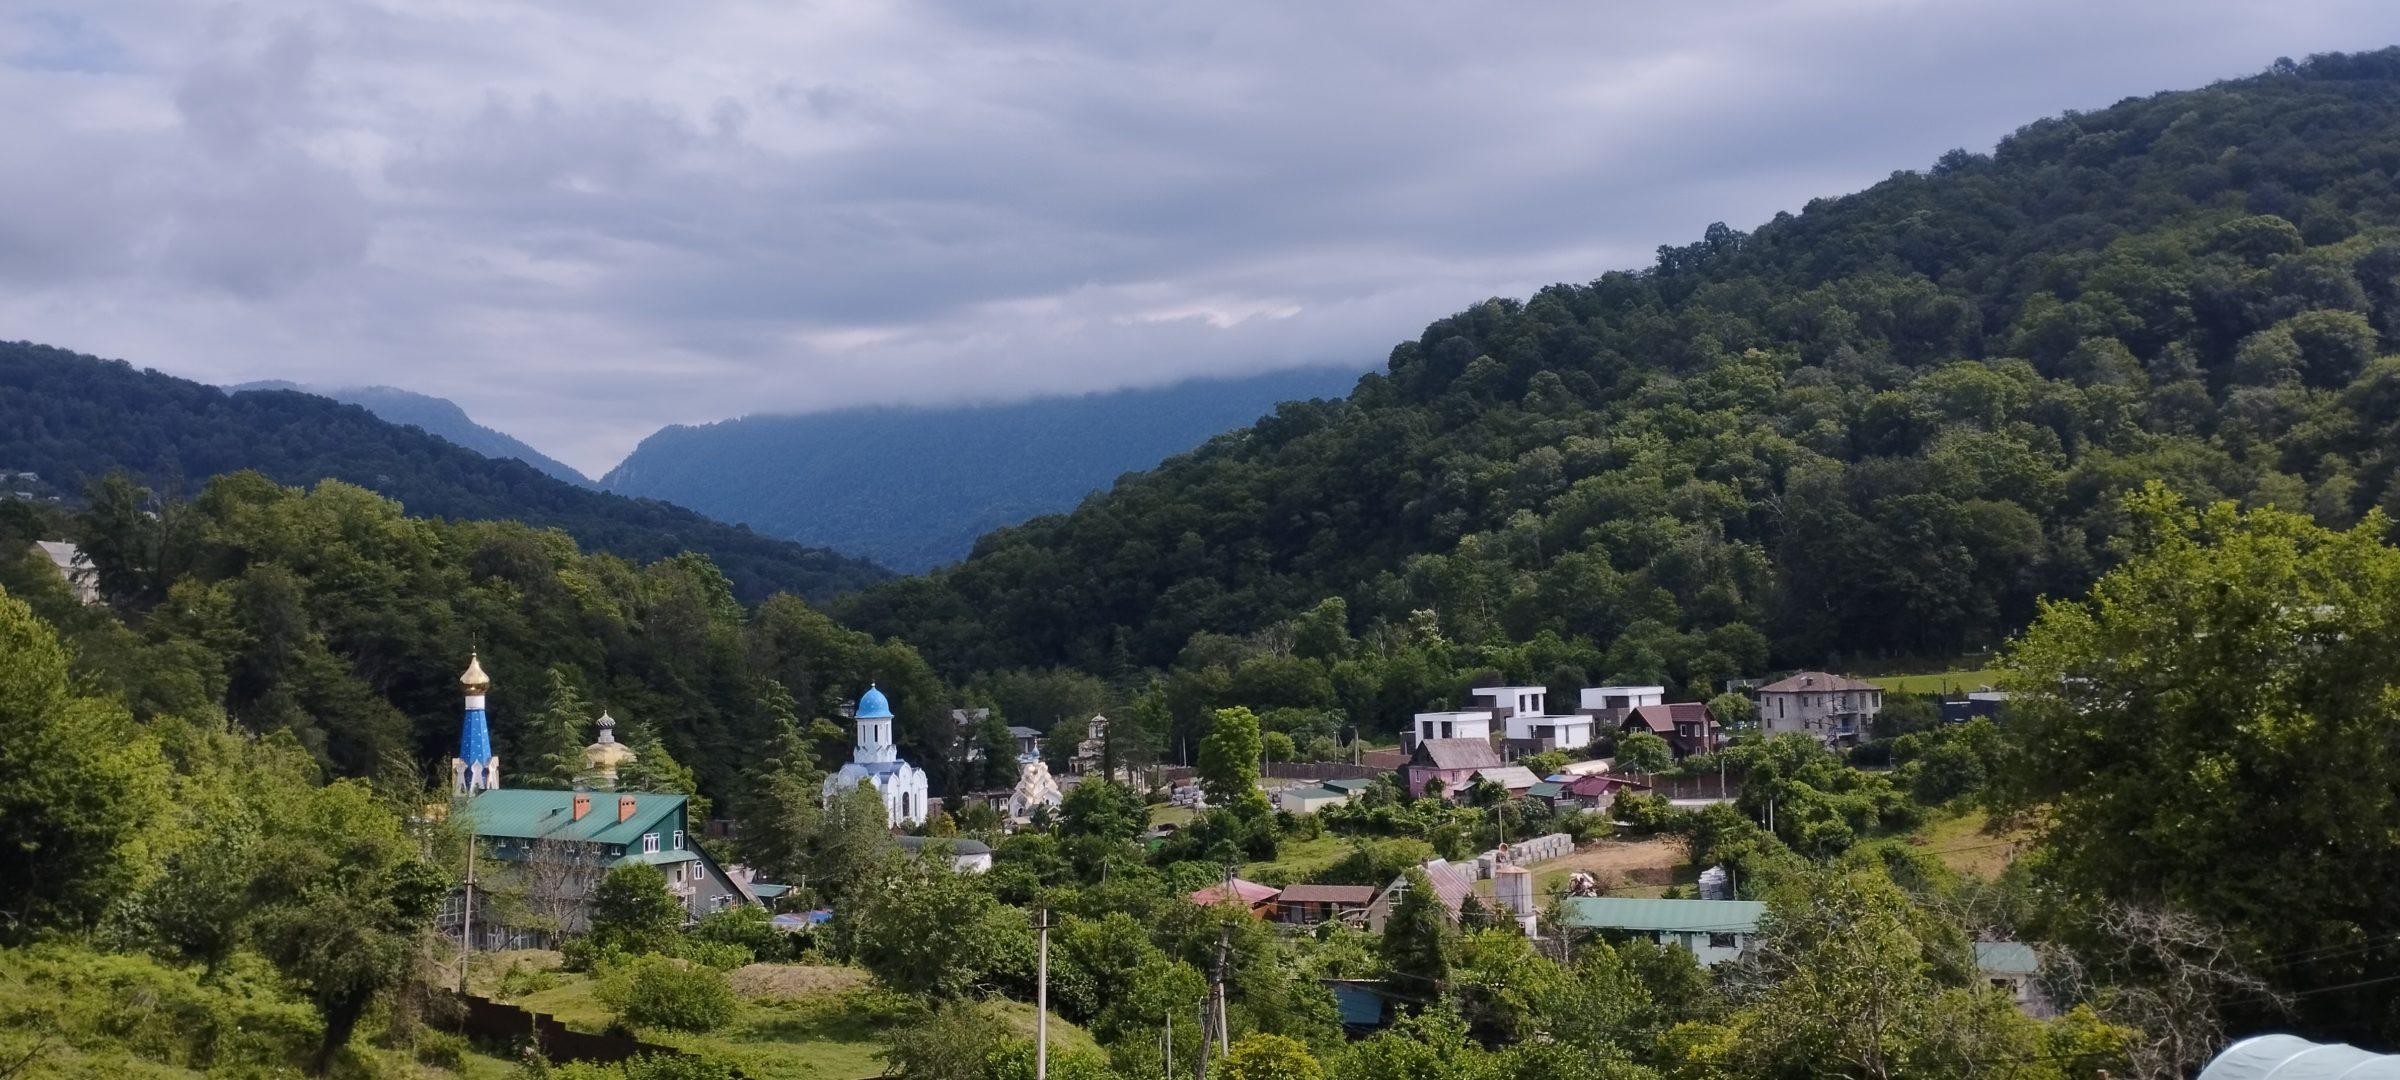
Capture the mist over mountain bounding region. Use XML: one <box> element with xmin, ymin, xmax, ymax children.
<box><xmin>601</xmin><ymin>366</ymin><xmax>1367</xmax><ymax>571</ymax></box>
<box><xmin>229</xmin><ymin>381</ymin><xmax>592</xmax><ymax>488</ymax></box>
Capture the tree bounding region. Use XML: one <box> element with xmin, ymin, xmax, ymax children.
<box><xmin>519</xmin><ymin>666</ymin><xmax>598</xmax><ymax>786</ymax></box>
<box><xmin>1058</xmin><ymin>775</ymin><xmax>1148</xmax><ymax>844</ymax></box>
<box><xmin>1379</xmin><ymin>868</ymin><xmax>1454</xmax><ymax>994</ymax></box>
<box><xmin>2000</xmin><ymin>487</ymin><xmax>2400</xmax><ymax>1042</ymax></box>
<box><xmin>1199</xmin><ymin>706</ymin><xmax>1270</xmax><ymax>813</ymax></box>
<box><xmin>1613</xmin><ymin>730</ymin><xmax>1672</xmax><ymax>775</ymax></box>
<box><xmin>588</xmin><ymin>863</ymin><xmax>685</xmax><ymax>955</ymax></box>
<box><xmin>0</xmin><ymin>586</ymin><xmax>171</xmax><ymax>939</ymax></box>
<box><xmin>808</xmin><ymin>780</ymin><xmax>898</xmax><ymax>913</ymax></box>
<box><xmin>1221</xmin><ymin>1034</ymin><xmax>1326</xmax><ymax>1080</ymax></box>
<box><xmin>847</xmin><ymin>857</ymin><xmax>1033</xmax><ymax>999</ymax></box>
<box><xmin>600</xmin><ymin>955</ymin><xmax>737</xmax><ymax>1032</ymax></box>
<box><xmin>249</xmin><ymin>779</ymin><xmax>448</xmax><ymax>1073</ymax></box>
<box><xmin>1723</xmin><ymin>865</ymin><xmax>1969</xmax><ymax>1078</ymax></box>
<box><xmin>880</xmin><ymin>999</ymin><xmax>1011</xmax><ymax>1080</ymax></box>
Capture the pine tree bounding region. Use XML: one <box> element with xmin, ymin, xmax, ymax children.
<box><xmin>1379</xmin><ymin>867</ymin><xmax>1453</xmax><ymax>996</ymax></box>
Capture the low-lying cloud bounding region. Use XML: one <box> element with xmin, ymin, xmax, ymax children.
<box><xmin>5</xmin><ymin>1</ymin><xmax>2397</xmax><ymax>473</ymax></box>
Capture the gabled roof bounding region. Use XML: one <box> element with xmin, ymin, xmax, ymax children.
<box><xmin>1415</xmin><ymin>860</ymin><xmax>1477</xmax><ymax>916</ymax></box>
<box><xmin>1412</xmin><ymin>737</ymin><xmax>1503</xmax><ymax>771</ymax></box>
<box><xmin>464</xmin><ymin>788</ymin><xmax>685</xmax><ymax>847</ymax></box>
<box><xmin>1277</xmin><ymin>884</ymin><xmax>1377</xmax><ymax>905</ymax></box>
<box><xmin>1193</xmin><ymin>877</ymin><xmax>1280</xmax><ymax>907</ymax></box>
<box><xmin>1624</xmin><ymin>702</ymin><xmax>1714</xmax><ymax>733</ymax></box>
<box><xmin>1473</xmin><ymin>765</ymin><xmax>1542</xmax><ymax>790</ymax></box>
<box><xmin>1559</xmin><ymin>897</ymin><xmax>1765</xmax><ymax>933</ymax></box>
<box><xmin>1756</xmin><ymin>671</ymin><xmax>1881</xmax><ymax>694</ymax></box>
<box><xmin>1006</xmin><ymin>725</ymin><xmax>1043</xmax><ymax>739</ymax></box>
<box><xmin>1564</xmin><ymin>774</ymin><xmax>1649</xmax><ymax>797</ymax></box>
<box><xmin>1526</xmin><ymin>781</ymin><xmax>1562</xmax><ymax>799</ymax></box>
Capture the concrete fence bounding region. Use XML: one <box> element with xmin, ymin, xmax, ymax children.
<box><xmin>1474</xmin><ymin>832</ymin><xmax>1573</xmax><ymax>877</ymax></box>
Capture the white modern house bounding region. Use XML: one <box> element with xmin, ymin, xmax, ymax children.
<box><xmin>1756</xmin><ymin>672</ymin><xmax>1884</xmax><ymax>745</ymax></box>
<box><xmin>1577</xmin><ymin>685</ymin><xmax>1666</xmax><ymax>723</ymax></box>
<box><xmin>1408</xmin><ymin>709</ymin><xmax>1494</xmax><ymax>747</ymax></box>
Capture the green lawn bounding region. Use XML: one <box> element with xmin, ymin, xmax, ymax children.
<box><xmin>507</xmin><ymin>965</ymin><xmax>1098</xmax><ymax>1080</ymax></box>
<box><xmin>1240</xmin><ymin>834</ymin><xmax>1352</xmax><ymax>885</ymax></box>
<box><xmin>1896</xmin><ymin>809</ymin><xmax>2030</xmax><ymax>880</ymax></box>
<box><xmin>1863</xmin><ymin>668</ymin><xmax>2004</xmax><ymax>694</ymax></box>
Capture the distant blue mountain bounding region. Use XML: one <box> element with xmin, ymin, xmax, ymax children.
<box><xmin>601</xmin><ymin>367</ymin><xmax>1367</xmax><ymax>572</ymax></box>
<box><xmin>229</xmin><ymin>381</ymin><xmax>592</xmax><ymax>487</ymax></box>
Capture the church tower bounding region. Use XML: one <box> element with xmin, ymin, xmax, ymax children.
<box><xmin>452</xmin><ymin>652</ymin><xmax>501</xmax><ymax>794</ymax></box>
<box><xmin>853</xmin><ymin>685</ymin><xmax>898</xmax><ymax>764</ymax></box>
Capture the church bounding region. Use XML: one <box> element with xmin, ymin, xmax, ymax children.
<box><xmin>823</xmin><ymin>685</ymin><xmax>930</xmax><ymax>827</ymax></box>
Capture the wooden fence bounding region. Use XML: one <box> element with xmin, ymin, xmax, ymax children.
<box><xmin>438</xmin><ymin>991</ymin><xmax>740</xmax><ymax>1075</ymax></box>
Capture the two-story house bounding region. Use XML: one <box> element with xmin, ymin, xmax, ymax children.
<box><xmin>1621</xmin><ymin>701</ymin><xmax>1723</xmax><ymax>758</ymax></box>
<box><xmin>1755</xmin><ymin>671</ymin><xmax>1883</xmax><ymax>746</ymax></box>
<box><xmin>1576</xmin><ymin>685</ymin><xmax>1666</xmax><ymax>726</ymax></box>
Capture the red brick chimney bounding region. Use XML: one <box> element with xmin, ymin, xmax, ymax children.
<box><xmin>618</xmin><ymin>795</ymin><xmax>637</xmax><ymax>823</ymax></box>
<box><xmin>571</xmin><ymin>793</ymin><xmax>591</xmax><ymax>821</ymax></box>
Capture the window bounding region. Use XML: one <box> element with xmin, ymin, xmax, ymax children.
<box><xmin>673</xmin><ymin>867</ymin><xmax>684</xmax><ymax>884</ymax></box>
<box><xmin>642</xmin><ymin>833</ymin><xmax>659</xmax><ymax>853</ymax></box>
<box><xmin>672</xmin><ymin>830</ymin><xmax>684</xmax><ymax>850</ymax></box>
<box><xmin>1708</xmin><ymin>932</ymin><xmax>1737</xmax><ymax>949</ymax></box>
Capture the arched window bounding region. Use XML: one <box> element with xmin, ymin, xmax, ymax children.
<box><xmin>901</xmin><ymin>792</ymin><xmax>913</xmax><ymax>819</ymax></box>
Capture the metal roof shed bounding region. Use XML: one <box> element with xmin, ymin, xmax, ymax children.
<box><xmin>2199</xmin><ymin>1035</ymin><xmax>2400</xmax><ymax>1079</ymax></box>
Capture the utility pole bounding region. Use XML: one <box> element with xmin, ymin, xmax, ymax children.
<box><xmin>1192</xmin><ymin>999</ymin><xmax>1210</xmax><ymax>1080</ymax></box>
<box><xmin>1035</xmin><ymin>908</ymin><xmax>1052</xmax><ymax>1080</ymax></box>
<box><xmin>456</xmin><ymin>833</ymin><xmax>476</xmax><ymax>993</ymax></box>
<box><xmin>1212</xmin><ymin>922</ymin><xmax>1232</xmax><ymax>1057</ymax></box>
<box><xmin>1161</xmin><ymin>1011</ymin><xmax>1172</xmax><ymax>1079</ymax></box>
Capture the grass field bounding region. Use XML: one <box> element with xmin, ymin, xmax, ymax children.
<box><xmin>1863</xmin><ymin>668</ymin><xmax>2005</xmax><ymax>694</ymax></box>
<box><xmin>1900</xmin><ymin>809</ymin><xmax>2031</xmax><ymax>880</ymax></box>
<box><xmin>1240</xmin><ymin>834</ymin><xmax>1353</xmax><ymax>884</ymax></box>
<box><xmin>501</xmin><ymin>960</ymin><xmax>1097</xmax><ymax>1080</ymax></box>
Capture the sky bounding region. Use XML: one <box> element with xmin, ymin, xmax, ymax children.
<box><xmin>6</xmin><ymin>3</ymin><xmax>2400</xmax><ymax>475</ymax></box>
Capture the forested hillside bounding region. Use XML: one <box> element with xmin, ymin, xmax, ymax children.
<box><xmin>602</xmin><ymin>367</ymin><xmax>1364</xmax><ymax>571</ymax></box>
<box><xmin>841</xmin><ymin>50</ymin><xmax>2400</xmax><ymax>683</ymax></box>
<box><xmin>232</xmin><ymin>380</ymin><xmax>594</xmax><ymax>487</ymax></box>
<box><xmin>0</xmin><ymin>343</ymin><xmax>888</xmax><ymax>602</ymax></box>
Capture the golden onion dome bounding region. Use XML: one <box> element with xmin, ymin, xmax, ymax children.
<box><xmin>459</xmin><ymin>652</ymin><xmax>491</xmax><ymax>692</ymax></box>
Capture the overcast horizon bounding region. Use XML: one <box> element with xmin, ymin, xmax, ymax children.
<box><xmin>9</xmin><ymin>2</ymin><xmax>2400</xmax><ymax>475</ymax></box>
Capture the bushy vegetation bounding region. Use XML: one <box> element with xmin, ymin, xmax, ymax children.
<box><xmin>598</xmin><ymin>956</ymin><xmax>737</xmax><ymax>1033</ymax></box>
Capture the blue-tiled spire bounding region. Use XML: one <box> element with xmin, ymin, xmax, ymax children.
<box><xmin>455</xmin><ymin>652</ymin><xmax>499</xmax><ymax>793</ymax></box>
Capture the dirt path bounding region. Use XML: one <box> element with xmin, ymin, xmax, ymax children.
<box><xmin>1530</xmin><ymin>837</ymin><xmax>1687</xmax><ymax>896</ymax></box>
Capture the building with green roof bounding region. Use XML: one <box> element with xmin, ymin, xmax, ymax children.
<box><xmin>1558</xmin><ymin>897</ymin><xmax>1765</xmax><ymax>966</ymax></box>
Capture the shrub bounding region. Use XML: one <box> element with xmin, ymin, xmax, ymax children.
<box><xmin>598</xmin><ymin>956</ymin><xmax>737</xmax><ymax>1033</ymax></box>
<box><xmin>688</xmin><ymin>904</ymin><xmax>785</xmax><ymax>962</ymax></box>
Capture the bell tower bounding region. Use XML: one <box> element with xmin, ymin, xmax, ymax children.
<box><xmin>452</xmin><ymin>652</ymin><xmax>501</xmax><ymax>793</ymax></box>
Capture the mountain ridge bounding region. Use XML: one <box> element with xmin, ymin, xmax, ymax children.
<box><xmin>0</xmin><ymin>342</ymin><xmax>889</xmax><ymax>602</ymax></box>
<box><xmin>601</xmin><ymin>366</ymin><xmax>1367</xmax><ymax>571</ymax></box>
<box><xmin>228</xmin><ymin>380</ymin><xmax>593</xmax><ymax>487</ymax></box>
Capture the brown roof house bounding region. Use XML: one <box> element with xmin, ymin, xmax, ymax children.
<box><xmin>1621</xmin><ymin>702</ymin><xmax>1723</xmax><ymax>759</ymax></box>
<box><xmin>1192</xmin><ymin>877</ymin><xmax>1281</xmax><ymax>917</ymax></box>
<box><xmin>1756</xmin><ymin>672</ymin><xmax>1883</xmax><ymax>746</ymax></box>
<box><xmin>1274</xmin><ymin>884</ymin><xmax>1378</xmax><ymax>926</ymax></box>
<box><xmin>1404</xmin><ymin>738</ymin><xmax>1504</xmax><ymax>799</ymax></box>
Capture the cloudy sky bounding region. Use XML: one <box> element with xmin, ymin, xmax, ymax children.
<box><xmin>6</xmin><ymin>2</ymin><xmax>2399</xmax><ymax>474</ymax></box>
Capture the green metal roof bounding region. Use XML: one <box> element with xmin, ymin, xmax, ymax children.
<box><xmin>463</xmin><ymin>788</ymin><xmax>687</xmax><ymax>848</ymax></box>
<box><xmin>613</xmin><ymin>848</ymin><xmax>702</xmax><ymax>868</ymax></box>
<box><xmin>1280</xmin><ymin>785</ymin><xmax>1347</xmax><ymax>802</ymax></box>
<box><xmin>1973</xmin><ymin>941</ymin><xmax>2038</xmax><ymax>975</ymax></box>
<box><xmin>1323</xmin><ymin>778</ymin><xmax>1376</xmax><ymax>793</ymax></box>
<box><xmin>1559</xmin><ymin>897</ymin><xmax>1765</xmax><ymax>933</ymax></box>
<box><xmin>1526</xmin><ymin>781</ymin><xmax>1563</xmax><ymax>798</ymax></box>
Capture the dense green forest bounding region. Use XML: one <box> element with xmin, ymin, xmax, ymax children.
<box><xmin>232</xmin><ymin>380</ymin><xmax>596</xmax><ymax>488</ymax></box>
<box><xmin>840</xmin><ymin>49</ymin><xmax>2400</xmax><ymax>688</ymax></box>
<box><xmin>602</xmin><ymin>367</ymin><xmax>1361</xmax><ymax>572</ymax></box>
<box><xmin>0</xmin><ymin>343</ymin><xmax>888</xmax><ymax>603</ymax></box>
<box><xmin>0</xmin><ymin>477</ymin><xmax>941</xmax><ymax>802</ymax></box>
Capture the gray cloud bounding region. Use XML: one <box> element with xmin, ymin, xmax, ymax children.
<box><xmin>4</xmin><ymin>0</ymin><xmax>2399</xmax><ymax>474</ymax></box>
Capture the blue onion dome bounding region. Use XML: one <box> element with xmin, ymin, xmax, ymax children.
<box><xmin>855</xmin><ymin>684</ymin><xmax>893</xmax><ymax>719</ymax></box>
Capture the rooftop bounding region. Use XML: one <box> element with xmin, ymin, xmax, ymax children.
<box><xmin>1277</xmin><ymin>884</ymin><xmax>1378</xmax><ymax>905</ymax></box>
<box><xmin>463</xmin><ymin>788</ymin><xmax>685</xmax><ymax>848</ymax></box>
<box><xmin>1193</xmin><ymin>877</ymin><xmax>1280</xmax><ymax>907</ymax></box>
<box><xmin>1558</xmin><ymin>897</ymin><xmax>1766</xmax><ymax>933</ymax></box>
<box><xmin>1756</xmin><ymin>671</ymin><xmax>1882</xmax><ymax>694</ymax></box>
<box><xmin>1973</xmin><ymin>940</ymin><xmax>2038</xmax><ymax>975</ymax></box>
<box><xmin>1413</xmin><ymin>737</ymin><xmax>1503</xmax><ymax>771</ymax></box>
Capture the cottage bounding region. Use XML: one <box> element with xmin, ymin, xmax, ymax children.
<box><xmin>1404</xmin><ymin>737</ymin><xmax>1504</xmax><ymax>799</ymax></box>
<box><xmin>894</xmin><ymin>835</ymin><xmax>994</xmax><ymax>873</ymax></box>
<box><xmin>1621</xmin><ymin>702</ymin><xmax>1723</xmax><ymax>759</ymax></box>
<box><xmin>1191</xmin><ymin>877</ymin><xmax>1281</xmax><ymax>917</ymax></box>
<box><xmin>1974</xmin><ymin>941</ymin><xmax>2051</xmax><ymax>1016</ymax></box>
<box><xmin>1273</xmin><ymin>884</ymin><xmax>1378</xmax><ymax>925</ymax></box>
<box><xmin>1558</xmin><ymin>897</ymin><xmax>1764</xmax><ymax>966</ymax></box>
<box><xmin>1470</xmin><ymin>765</ymin><xmax>1543</xmax><ymax>797</ymax></box>
<box><xmin>1556</xmin><ymin>773</ymin><xmax>1649</xmax><ymax>812</ymax></box>
<box><xmin>1364</xmin><ymin>859</ymin><xmax>1478</xmax><ymax>931</ymax></box>
<box><xmin>1755</xmin><ymin>672</ymin><xmax>1883</xmax><ymax>745</ymax></box>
